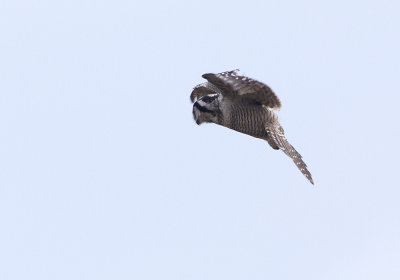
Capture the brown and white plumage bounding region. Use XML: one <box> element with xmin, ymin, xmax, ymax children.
<box><xmin>191</xmin><ymin>69</ymin><xmax>314</xmax><ymax>185</ymax></box>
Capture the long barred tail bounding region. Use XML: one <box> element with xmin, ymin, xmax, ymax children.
<box><xmin>267</xmin><ymin>126</ymin><xmax>314</xmax><ymax>185</ymax></box>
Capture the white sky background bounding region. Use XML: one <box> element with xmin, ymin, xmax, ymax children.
<box><xmin>1</xmin><ymin>0</ymin><xmax>399</xmax><ymax>279</ymax></box>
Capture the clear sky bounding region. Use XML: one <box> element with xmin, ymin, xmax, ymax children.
<box><xmin>1</xmin><ymin>1</ymin><xmax>399</xmax><ymax>279</ymax></box>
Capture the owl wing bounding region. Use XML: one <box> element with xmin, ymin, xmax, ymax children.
<box><xmin>201</xmin><ymin>70</ymin><xmax>281</xmax><ymax>109</ymax></box>
<box><xmin>266</xmin><ymin>124</ymin><xmax>314</xmax><ymax>185</ymax></box>
<box><xmin>190</xmin><ymin>82</ymin><xmax>221</xmax><ymax>103</ymax></box>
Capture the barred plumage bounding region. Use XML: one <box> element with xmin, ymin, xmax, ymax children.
<box><xmin>191</xmin><ymin>70</ymin><xmax>314</xmax><ymax>185</ymax></box>
<box><xmin>228</xmin><ymin>103</ymin><xmax>267</xmax><ymax>138</ymax></box>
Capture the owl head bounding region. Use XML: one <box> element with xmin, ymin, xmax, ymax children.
<box><xmin>192</xmin><ymin>94</ymin><xmax>220</xmax><ymax>125</ymax></box>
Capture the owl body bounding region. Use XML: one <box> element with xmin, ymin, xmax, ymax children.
<box><xmin>217</xmin><ymin>98</ymin><xmax>266</xmax><ymax>139</ymax></box>
<box><xmin>191</xmin><ymin>70</ymin><xmax>314</xmax><ymax>185</ymax></box>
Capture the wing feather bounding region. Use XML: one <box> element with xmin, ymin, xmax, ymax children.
<box><xmin>202</xmin><ymin>70</ymin><xmax>281</xmax><ymax>109</ymax></box>
<box><xmin>190</xmin><ymin>82</ymin><xmax>222</xmax><ymax>103</ymax></box>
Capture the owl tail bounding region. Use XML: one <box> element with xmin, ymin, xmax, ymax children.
<box><xmin>267</xmin><ymin>126</ymin><xmax>314</xmax><ymax>185</ymax></box>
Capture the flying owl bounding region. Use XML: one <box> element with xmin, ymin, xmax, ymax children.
<box><xmin>190</xmin><ymin>69</ymin><xmax>314</xmax><ymax>185</ymax></box>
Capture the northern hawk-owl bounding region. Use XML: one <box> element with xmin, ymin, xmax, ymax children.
<box><xmin>191</xmin><ymin>70</ymin><xmax>314</xmax><ymax>185</ymax></box>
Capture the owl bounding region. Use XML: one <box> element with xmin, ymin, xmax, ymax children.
<box><xmin>191</xmin><ymin>69</ymin><xmax>314</xmax><ymax>185</ymax></box>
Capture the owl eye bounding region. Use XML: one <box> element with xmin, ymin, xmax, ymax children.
<box><xmin>201</xmin><ymin>95</ymin><xmax>216</xmax><ymax>103</ymax></box>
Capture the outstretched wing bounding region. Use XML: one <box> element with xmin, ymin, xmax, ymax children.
<box><xmin>266</xmin><ymin>125</ymin><xmax>314</xmax><ymax>185</ymax></box>
<box><xmin>201</xmin><ymin>69</ymin><xmax>281</xmax><ymax>109</ymax></box>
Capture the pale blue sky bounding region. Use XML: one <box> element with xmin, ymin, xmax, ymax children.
<box><xmin>1</xmin><ymin>1</ymin><xmax>399</xmax><ymax>279</ymax></box>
